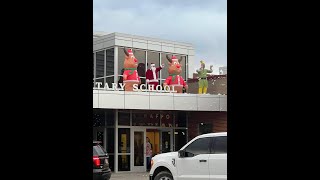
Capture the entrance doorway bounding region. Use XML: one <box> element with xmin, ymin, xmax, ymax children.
<box><xmin>160</xmin><ymin>130</ymin><xmax>172</xmax><ymax>153</ymax></box>
<box><xmin>131</xmin><ymin>128</ymin><xmax>146</xmax><ymax>172</ymax></box>
<box><xmin>146</xmin><ymin>129</ymin><xmax>173</xmax><ymax>155</ymax></box>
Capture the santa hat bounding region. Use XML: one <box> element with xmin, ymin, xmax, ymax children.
<box><xmin>127</xmin><ymin>49</ymin><xmax>133</xmax><ymax>55</ymax></box>
<box><xmin>171</xmin><ymin>55</ymin><xmax>178</xmax><ymax>62</ymax></box>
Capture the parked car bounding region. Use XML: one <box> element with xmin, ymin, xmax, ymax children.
<box><xmin>149</xmin><ymin>132</ymin><xmax>227</xmax><ymax>180</ymax></box>
<box><xmin>93</xmin><ymin>141</ymin><xmax>111</xmax><ymax>180</ymax></box>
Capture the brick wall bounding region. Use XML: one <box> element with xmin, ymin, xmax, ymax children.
<box><xmin>187</xmin><ymin>77</ymin><xmax>227</xmax><ymax>95</ymax></box>
<box><xmin>187</xmin><ymin>111</ymin><xmax>227</xmax><ymax>140</ymax></box>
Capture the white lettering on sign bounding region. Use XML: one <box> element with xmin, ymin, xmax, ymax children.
<box><xmin>96</xmin><ymin>82</ymin><xmax>102</xmax><ymax>89</ymax></box>
<box><xmin>95</xmin><ymin>82</ymin><xmax>177</xmax><ymax>93</ymax></box>
<box><xmin>133</xmin><ymin>84</ymin><xmax>139</xmax><ymax>91</ymax></box>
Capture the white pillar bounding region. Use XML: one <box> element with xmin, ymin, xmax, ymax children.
<box><xmin>114</xmin><ymin>109</ymin><xmax>119</xmax><ymax>173</ymax></box>
<box><xmin>114</xmin><ymin>46</ymin><xmax>119</xmax><ymax>85</ymax></box>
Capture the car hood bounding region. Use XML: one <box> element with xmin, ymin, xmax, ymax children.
<box><xmin>153</xmin><ymin>152</ymin><xmax>178</xmax><ymax>160</ymax></box>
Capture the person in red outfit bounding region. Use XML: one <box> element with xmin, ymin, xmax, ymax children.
<box><xmin>146</xmin><ymin>63</ymin><xmax>164</xmax><ymax>90</ymax></box>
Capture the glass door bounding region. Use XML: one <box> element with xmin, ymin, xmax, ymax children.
<box><xmin>131</xmin><ymin>128</ymin><xmax>146</xmax><ymax>172</ymax></box>
<box><xmin>160</xmin><ymin>130</ymin><xmax>173</xmax><ymax>153</ymax></box>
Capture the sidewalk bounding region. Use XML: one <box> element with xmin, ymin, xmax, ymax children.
<box><xmin>110</xmin><ymin>172</ymin><xmax>149</xmax><ymax>180</ymax></box>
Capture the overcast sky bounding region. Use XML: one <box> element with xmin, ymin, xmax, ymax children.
<box><xmin>93</xmin><ymin>0</ymin><xmax>227</xmax><ymax>74</ymax></box>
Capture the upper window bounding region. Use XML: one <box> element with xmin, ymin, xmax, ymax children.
<box><xmin>184</xmin><ymin>137</ymin><xmax>211</xmax><ymax>157</ymax></box>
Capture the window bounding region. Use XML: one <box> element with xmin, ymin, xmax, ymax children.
<box><xmin>147</xmin><ymin>51</ymin><xmax>160</xmax><ymax>68</ymax></box>
<box><xmin>134</xmin><ymin>49</ymin><xmax>146</xmax><ymax>84</ymax></box>
<box><xmin>93</xmin><ymin>109</ymin><xmax>105</xmax><ymax>127</ymax></box>
<box><xmin>106</xmin><ymin>49</ymin><xmax>114</xmax><ymax>87</ymax></box>
<box><xmin>176</xmin><ymin>111</ymin><xmax>187</xmax><ymax>127</ymax></box>
<box><xmin>184</xmin><ymin>137</ymin><xmax>211</xmax><ymax>157</ymax></box>
<box><xmin>106</xmin><ymin>49</ymin><xmax>114</xmax><ymax>76</ymax></box>
<box><xmin>118</xmin><ymin>47</ymin><xmax>126</xmax><ymax>79</ymax></box>
<box><xmin>132</xmin><ymin>110</ymin><xmax>160</xmax><ymax>126</ymax></box>
<box><xmin>174</xmin><ymin>129</ymin><xmax>187</xmax><ymax>151</ymax></box>
<box><xmin>118</xmin><ymin>128</ymin><xmax>130</xmax><ymax>153</ymax></box>
<box><xmin>96</xmin><ymin>51</ymin><xmax>105</xmax><ymax>78</ymax></box>
<box><xmin>93</xmin><ymin>144</ymin><xmax>107</xmax><ymax>156</ymax></box>
<box><xmin>118</xmin><ymin>110</ymin><xmax>130</xmax><ymax>126</ymax></box>
<box><xmin>212</xmin><ymin>136</ymin><xmax>227</xmax><ymax>154</ymax></box>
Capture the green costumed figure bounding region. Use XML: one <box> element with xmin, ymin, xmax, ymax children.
<box><xmin>196</xmin><ymin>60</ymin><xmax>213</xmax><ymax>94</ymax></box>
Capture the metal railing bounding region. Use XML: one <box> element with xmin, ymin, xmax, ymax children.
<box><xmin>93</xmin><ymin>75</ymin><xmax>166</xmax><ymax>81</ymax></box>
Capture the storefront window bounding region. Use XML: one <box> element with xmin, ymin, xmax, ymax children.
<box><xmin>175</xmin><ymin>111</ymin><xmax>187</xmax><ymax>127</ymax></box>
<box><xmin>106</xmin><ymin>110</ymin><xmax>115</xmax><ymax>126</ymax></box>
<box><xmin>134</xmin><ymin>131</ymin><xmax>144</xmax><ymax>166</ymax></box>
<box><xmin>160</xmin><ymin>111</ymin><xmax>174</xmax><ymax>127</ymax></box>
<box><xmin>118</xmin><ymin>155</ymin><xmax>130</xmax><ymax>171</ymax></box>
<box><xmin>199</xmin><ymin>123</ymin><xmax>212</xmax><ymax>135</ymax></box>
<box><xmin>93</xmin><ymin>109</ymin><xmax>105</xmax><ymax>127</ymax></box>
<box><xmin>132</xmin><ymin>110</ymin><xmax>160</xmax><ymax>126</ymax></box>
<box><xmin>174</xmin><ymin>129</ymin><xmax>187</xmax><ymax>151</ymax></box>
<box><xmin>118</xmin><ymin>128</ymin><xmax>130</xmax><ymax>153</ymax></box>
<box><xmin>108</xmin><ymin>155</ymin><xmax>114</xmax><ymax>172</ymax></box>
<box><xmin>97</xmin><ymin>131</ymin><xmax>104</xmax><ymax>147</ymax></box>
<box><xmin>106</xmin><ymin>128</ymin><xmax>114</xmax><ymax>153</ymax></box>
<box><xmin>118</xmin><ymin>110</ymin><xmax>130</xmax><ymax>126</ymax></box>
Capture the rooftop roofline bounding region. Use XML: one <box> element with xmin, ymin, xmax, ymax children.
<box><xmin>93</xmin><ymin>31</ymin><xmax>194</xmax><ymax>47</ymax></box>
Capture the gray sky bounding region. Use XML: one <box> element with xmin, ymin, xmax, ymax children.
<box><xmin>93</xmin><ymin>0</ymin><xmax>227</xmax><ymax>74</ymax></box>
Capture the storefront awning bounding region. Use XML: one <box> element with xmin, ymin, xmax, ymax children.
<box><xmin>93</xmin><ymin>90</ymin><xmax>227</xmax><ymax>111</ymax></box>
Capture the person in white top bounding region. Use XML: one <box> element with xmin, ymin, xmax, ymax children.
<box><xmin>146</xmin><ymin>137</ymin><xmax>153</xmax><ymax>171</ymax></box>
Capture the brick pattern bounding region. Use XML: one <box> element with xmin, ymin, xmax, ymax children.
<box><xmin>187</xmin><ymin>112</ymin><xmax>227</xmax><ymax>140</ymax></box>
<box><xmin>187</xmin><ymin>77</ymin><xmax>227</xmax><ymax>95</ymax></box>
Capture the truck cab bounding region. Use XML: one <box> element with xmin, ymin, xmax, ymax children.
<box><xmin>149</xmin><ymin>132</ymin><xmax>227</xmax><ymax>180</ymax></box>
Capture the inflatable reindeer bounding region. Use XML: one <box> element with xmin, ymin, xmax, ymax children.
<box><xmin>122</xmin><ymin>48</ymin><xmax>141</xmax><ymax>91</ymax></box>
<box><xmin>163</xmin><ymin>55</ymin><xmax>188</xmax><ymax>93</ymax></box>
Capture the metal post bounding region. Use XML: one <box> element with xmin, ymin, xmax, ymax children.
<box><xmin>114</xmin><ymin>46</ymin><xmax>119</xmax><ymax>85</ymax></box>
<box><xmin>94</xmin><ymin>52</ymin><xmax>96</xmax><ymax>87</ymax></box>
<box><xmin>114</xmin><ymin>109</ymin><xmax>119</xmax><ymax>173</ymax></box>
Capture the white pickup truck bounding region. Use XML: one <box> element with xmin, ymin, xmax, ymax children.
<box><xmin>149</xmin><ymin>132</ymin><xmax>227</xmax><ymax>180</ymax></box>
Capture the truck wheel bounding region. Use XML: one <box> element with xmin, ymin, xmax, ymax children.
<box><xmin>154</xmin><ymin>171</ymin><xmax>173</xmax><ymax>180</ymax></box>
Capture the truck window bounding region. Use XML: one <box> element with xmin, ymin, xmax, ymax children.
<box><xmin>212</xmin><ymin>136</ymin><xmax>227</xmax><ymax>154</ymax></box>
<box><xmin>184</xmin><ymin>137</ymin><xmax>211</xmax><ymax>157</ymax></box>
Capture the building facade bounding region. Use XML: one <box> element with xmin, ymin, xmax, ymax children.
<box><xmin>93</xmin><ymin>32</ymin><xmax>227</xmax><ymax>173</ymax></box>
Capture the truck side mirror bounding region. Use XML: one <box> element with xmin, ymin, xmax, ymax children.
<box><xmin>178</xmin><ymin>150</ymin><xmax>186</xmax><ymax>158</ymax></box>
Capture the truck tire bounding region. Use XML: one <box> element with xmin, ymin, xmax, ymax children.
<box><xmin>154</xmin><ymin>171</ymin><xmax>173</xmax><ymax>180</ymax></box>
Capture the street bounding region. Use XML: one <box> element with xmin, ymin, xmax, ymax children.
<box><xmin>110</xmin><ymin>172</ymin><xmax>149</xmax><ymax>180</ymax></box>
